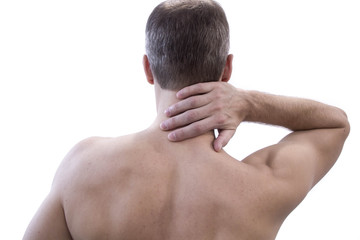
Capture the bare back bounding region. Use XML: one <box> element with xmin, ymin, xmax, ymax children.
<box><xmin>58</xmin><ymin>129</ymin><xmax>299</xmax><ymax>240</ymax></box>
<box><xmin>23</xmin><ymin>83</ymin><xmax>349</xmax><ymax>240</ymax></box>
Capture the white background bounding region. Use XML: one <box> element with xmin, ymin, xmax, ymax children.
<box><xmin>0</xmin><ymin>0</ymin><xmax>359</xmax><ymax>239</ymax></box>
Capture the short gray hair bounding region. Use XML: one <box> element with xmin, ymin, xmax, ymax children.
<box><xmin>145</xmin><ymin>0</ymin><xmax>230</xmax><ymax>90</ymax></box>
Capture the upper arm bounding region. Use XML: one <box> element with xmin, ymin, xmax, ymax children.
<box><xmin>22</xmin><ymin>137</ymin><xmax>100</xmax><ymax>240</ymax></box>
<box><xmin>244</xmin><ymin>124</ymin><xmax>349</xmax><ymax>201</ymax></box>
<box><xmin>23</xmin><ymin>189</ymin><xmax>72</xmax><ymax>240</ymax></box>
<box><xmin>275</xmin><ymin>125</ymin><xmax>349</xmax><ymax>188</ymax></box>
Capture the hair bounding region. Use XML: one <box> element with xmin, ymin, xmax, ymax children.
<box><xmin>145</xmin><ymin>0</ymin><xmax>230</xmax><ymax>90</ymax></box>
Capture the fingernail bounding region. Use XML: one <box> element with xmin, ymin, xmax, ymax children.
<box><xmin>165</xmin><ymin>107</ymin><xmax>172</xmax><ymax>117</ymax></box>
<box><xmin>160</xmin><ymin>122</ymin><xmax>167</xmax><ymax>130</ymax></box>
<box><xmin>168</xmin><ymin>132</ymin><xmax>176</xmax><ymax>141</ymax></box>
<box><xmin>214</xmin><ymin>143</ymin><xmax>222</xmax><ymax>152</ymax></box>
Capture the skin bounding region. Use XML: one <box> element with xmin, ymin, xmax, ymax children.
<box><xmin>23</xmin><ymin>55</ymin><xmax>350</xmax><ymax>240</ymax></box>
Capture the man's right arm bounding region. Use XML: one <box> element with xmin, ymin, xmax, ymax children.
<box><xmin>161</xmin><ymin>82</ymin><xmax>350</xmax><ymax>189</ymax></box>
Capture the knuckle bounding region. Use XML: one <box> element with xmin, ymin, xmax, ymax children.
<box><xmin>188</xmin><ymin>85</ymin><xmax>197</xmax><ymax>94</ymax></box>
<box><xmin>215</xmin><ymin>114</ymin><xmax>227</xmax><ymax>125</ymax></box>
<box><xmin>168</xmin><ymin>117</ymin><xmax>178</xmax><ymax>128</ymax></box>
<box><xmin>173</xmin><ymin>130</ymin><xmax>182</xmax><ymax>140</ymax></box>
<box><xmin>193</xmin><ymin>123</ymin><xmax>204</xmax><ymax>133</ymax></box>
<box><xmin>186</xmin><ymin>110</ymin><xmax>198</xmax><ymax>122</ymax></box>
<box><xmin>199</xmin><ymin>84</ymin><xmax>207</xmax><ymax>92</ymax></box>
<box><xmin>213</xmin><ymin>102</ymin><xmax>223</xmax><ymax>111</ymax></box>
<box><xmin>188</xmin><ymin>97</ymin><xmax>198</xmax><ymax>108</ymax></box>
<box><xmin>195</xmin><ymin>83</ymin><xmax>204</xmax><ymax>91</ymax></box>
<box><xmin>196</xmin><ymin>82</ymin><xmax>209</xmax><ymax>93</ymax></box>
<box><xmin>214</xmin><ymin>89</ymin><xmax>224</xmax><ymax>99</ymax></box>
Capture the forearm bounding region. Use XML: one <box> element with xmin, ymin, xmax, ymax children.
<box><xmin>160</xmin><ymin>82</ymin><xmax>349</xmax><ymax>147</ymax></box>
<box><xmin>242</xmin><ymin>90</ymin><xmax>349</xmax><ymax>131</ymax></box>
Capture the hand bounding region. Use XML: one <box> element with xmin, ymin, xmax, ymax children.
<box><xmin>160</xmin><ymin>82</ymin><xmax>247</xmax><ymax>151</ymax></box>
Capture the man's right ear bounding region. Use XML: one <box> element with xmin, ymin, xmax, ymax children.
<box><xmin>143</xmin><ymin>55</ymin><xmax>154</xmax><ymax>85</ymax></box>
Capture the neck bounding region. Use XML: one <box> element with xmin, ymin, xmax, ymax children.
<box><xmin>155</xmin><ymin>87</ymin><xmax>179</xmax><ymax>120</ymax></box>
<box><xmin>148</xmin><ymin>84</ymin><xmax>215</xmax><ymax>143</ymax></box>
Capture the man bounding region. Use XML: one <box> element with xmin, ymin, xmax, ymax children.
<box><xmin>23</xmin><ymin>0</ymin><xmax>350</xmax><ymax>239</ymax></box>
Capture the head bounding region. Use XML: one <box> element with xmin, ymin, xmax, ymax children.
<box><xmin>144</xmin><ymin>0</ymin><xmax>232</xmax><ymax>91</ymax></box>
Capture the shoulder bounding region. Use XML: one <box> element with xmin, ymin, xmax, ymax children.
<box><xmin>240</xmin><ymin>127</ymin><xmax>347</xmax><ymax>216</ymax></box>
<box><xmin>51</xmin><ymin>137</ymin><xmax>104</xmax><ymax>183</ymax></box>
<box><xmin>52</xmin><ymin>135</ymin><xmax>136</xmax><ymax>192</ymax></box>
<box><xmin>62</xmin><ymin>136</ymin><xmax>108</xmax><ymax>160</ymax></box>
<box><xmin>60</xmin><ymin>136</ymin><xmax>110</xmax><ymax>167</ymax></box>
<box><xmin>240</xmin><ymin>143</ymin><xmax>315</xmax><ymax>213</ymax></box>
<box><xmin>60</xmin><ymin>135</ymin><xmax>135</xmax><ymax>165</ymax></box>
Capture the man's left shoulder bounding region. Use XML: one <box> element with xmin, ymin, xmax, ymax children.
<box><xmin>53</xmin><ymin>136</ymin><xmax>115</xmax><ymax>186</ymax></box>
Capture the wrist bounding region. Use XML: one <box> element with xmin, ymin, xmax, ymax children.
<box><xmin>234</xmin><ymin>88</ymin><xmax>252</xmax><ymax>122</ymax></box>
<box><xmin>240</xmin><ymin>90</ymin><xmax>257</xmax><ymax>122</ymax></box>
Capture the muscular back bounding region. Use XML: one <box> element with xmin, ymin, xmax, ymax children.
<box><xmin>23</xmin><ymin>83</ymin><xmax>349</xmax><ymax>240</ymax></box>
<box><xmin>57</xmin><ymin>129</ymin><xmax>302</xmax><ymax>240</ymax></box>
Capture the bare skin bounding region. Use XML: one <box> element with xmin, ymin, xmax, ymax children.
<box><xmin>23</xmin><ymin>55</ymin><xmax>350</xmax><ymax>240</ymax></box>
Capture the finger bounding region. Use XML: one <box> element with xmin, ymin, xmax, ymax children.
<box><xmin>161</xmin><ymin>105</ymin><xmax>211</xmax><ymax>131</ymax></box>
<box><xmin>213</xmin><ymin>129</ymin><xmax>236</xmax><ymax>152</ymax></box>
<box><xmin>176</xmin><ymin>82</ymin><xmax>216</xmax><ymax>99</ymax></box>
<box><xmin>165</xmin><ymin>95</ymin><xmax>210</xmax><ymax>117</ymax></box>
<box><xmin>167</xmin><ymin>117</ymin><xmax>215</xmax><ymax>142</ymax></box>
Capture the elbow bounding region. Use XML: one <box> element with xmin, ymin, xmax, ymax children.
<box><xmin>339</xmin><ymin>108</ymin><xmax>351</xmax><ymax>139</ymax></box>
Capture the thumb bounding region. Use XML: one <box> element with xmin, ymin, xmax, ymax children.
<box><xmin>213</xmin><ymin>129</ymin><xmax>236</xmax><ymax>152</ymax></box>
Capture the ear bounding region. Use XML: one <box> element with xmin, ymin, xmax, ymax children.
<box><xmin>143</xmin><ymin>55</ymin><xmax>154</xmax><ymax>85</ymax></box>
<box><xmin>221</xmin><ymin>54</ymin><xmax>233</xmax><ymax>82</ymax></box>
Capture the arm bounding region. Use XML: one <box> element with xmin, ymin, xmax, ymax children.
<box><xmin>244</xmin><ymin>89</ymin><xmax>349</xmax><ymax>132</ymax></box>
<box><xmin>161</xmin><ymin>82</ymin><xmax>350</xmax><ymax>187</ymax></box>
<box><xmin>241</xmin><ymin>89</ymin><xmax>350</xmax><ymax>187</ymax></box>
<box><xmin>161</xmin><ymin>82</ymin><xmax>349</xmax><ymax>150</ymax></box>
<box><xmin>22</xmin><ymin>141</ymin><xmax>90</xmax><ymax>240</ymax></box>
<box><xmin>23</xmin><ymin>137</ymin><xmax>99</xmax><ymax>240</ymax></box>
<box><xmin>23</xmin><ymin>189</ymin><xmax>72</xmax><ymax>240</ymax></box>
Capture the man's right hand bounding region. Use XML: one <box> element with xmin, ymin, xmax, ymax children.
<box><xmin>160</xmin><ymin>82</ymin><xmax>248</xmax><ymax>152</ymax></box>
